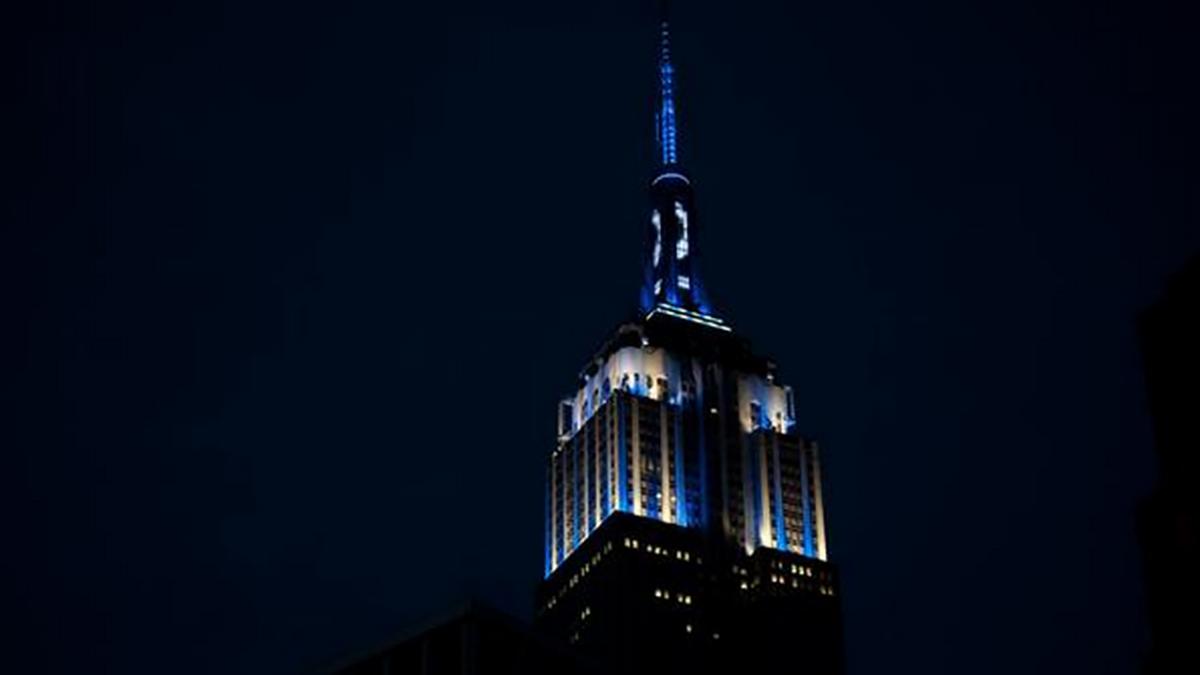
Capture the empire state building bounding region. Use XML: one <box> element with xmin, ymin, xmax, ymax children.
<box><xmin>536</xmin><ymin>7</ymin><xmax>844</xmax><ymax>675</ymax></box>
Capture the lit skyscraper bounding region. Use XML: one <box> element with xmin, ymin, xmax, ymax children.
<box><xmin>536</xmin><ymin>6</ymin><xmax>843</xmax><ymax>674</ymax></box>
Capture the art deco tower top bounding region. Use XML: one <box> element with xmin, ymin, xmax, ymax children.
<box><xmin>538</xmin><ymin>7</ymin><xmax>843</xmax><ymax>671</ymax></box>
<box><xmin>640</xmin><ymin>3</ymin><xmax>720</xmax><ymax>323</ymax></box>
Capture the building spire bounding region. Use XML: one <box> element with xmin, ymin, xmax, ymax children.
<box><xmin>640</xmin><ymin>1</ymin><xmax>721</xmax><ymax>323</ymax></box>
<box><xmin>655</xmin><ymin>2</ymin><xmax>679</xmax><ymax>167</ymax></box>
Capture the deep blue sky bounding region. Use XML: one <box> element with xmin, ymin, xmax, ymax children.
<box><xmin>5</xmin><ymin>1</ymin><xmax>1198</xmax><ymax>673</ymax></box>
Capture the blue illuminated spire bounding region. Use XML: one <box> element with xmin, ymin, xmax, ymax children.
<box><xmin>655</xmin><ymin>7</ymin><xmax>679</xmax><ymax>167</ymax></box>
<box><xmin>640</xmin><ymin>2</ymin><xmax>720</xmax><ymax>323</ymax></box>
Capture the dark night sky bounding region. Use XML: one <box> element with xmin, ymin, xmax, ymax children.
<box><xmin>5</xmin><ymin>1</ymin><xmax>1198</xmax><ymax>673</ymax></box>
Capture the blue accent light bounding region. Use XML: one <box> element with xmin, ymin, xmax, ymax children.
<box><xmin>602</xmin><ymin>412</ymin><xmax>612</xmax><ymax>519</ymax></box>
<box><xmin>572</xmin><ymin>441</ymin><xmax>580</xmax><ymax>551</ymax></box>
<box><xmin>773</xmin><ymin>443</ymin><xmax>788</xmax><ymax>551</ymax></box>
<box><xmin>674</xmin><ymin>409</ymin><xmax>687</xmax><ymax>527</ymax></box>
<box><xmin>617</xmin><ymin>399</ymin><xmax>629</xmax><ymax>511</ymax></box>
<box><xmin>692</xmin><ymin>277</ymin><xmax>712</xmax><ymax>315</ymax></box>
<box><xmin>748</xmin><ymin>439</ymin><xmax>763</xmax><ymax>548</ymax></box>
<box><xmin>544</xmin><ymin>471</ymin><xmax>552</xmax><ymax>577</ymax></box>
<box><xmin>800</xmin><ymin>444</ymin><xmax>815</xmax><ymax>557</ymax></box>
<box><xmin>651</xmin><ymin>172</ymin><xmax>690</xmax><ymax>185</ymax></box>
<box><xmin>697</xmin><ymin>395</ymin><xmax>709</xmax><ymax>529</ymax></box>
<box><xmin>656</xmin><ymin>21</ymin><xmax>679</xmax><ymax>167</ymax></box>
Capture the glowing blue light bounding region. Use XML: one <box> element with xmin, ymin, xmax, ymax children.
<box><xmin>657</xmin><ymin>21</ymin><xmax>679</xmax><ymax>166</ymax></box>
<box><xmin>773</xmin><ymin>445</ymin><xmax>787</xmax><ymax>552</ymax></box>
<box><xmin>572</xmin><ymin>443</ymin><xmax>580</xmax><ymax>551</ymax></box>
<box><xmin>545</xmin><ymin>479</ymin><xmax>552</xmax><ymax>577</ymax></box>
<box><xmin>651</xmin><ymin>172</ymin><xmax>690</xmax><ymax>186</ymax></box>
<box><xmin>801</xmin><ymin>448</ymin><xmax>815</xmax><ymax>558</ymax></box>
<box><xmin>674</xmin><ymin>410</ymin><xmax>687</xmax><ymax>527</ymax></box>
<box><xmin>618</xmin><ymin>401</ymin><xmax>629</xmax><ymax>511</ymax></box>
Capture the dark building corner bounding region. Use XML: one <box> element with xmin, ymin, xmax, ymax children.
<box><xmin>323</xmin><ymin>601</ymin><xmax>601</xmax><ymax>675</ymax></box>
<box><xmin>1137</xmin><ymin>254</ymin><xmax>1200</xmax><ymax>675</ymax></box>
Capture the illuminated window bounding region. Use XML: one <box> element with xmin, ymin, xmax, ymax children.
<box><xmin>674</xmin><ymin>202</ymin><xmax>689</xmax><ymax>259</ymax></box>
<box><xmin>652</xmin><ymin>210</ymin><xmax>662</xmax><ymax>266</ymax></box>
<box><xmin>677</xmin><ymin>275</ymin><xmax>690</xmax><ymax>289</ymax></box>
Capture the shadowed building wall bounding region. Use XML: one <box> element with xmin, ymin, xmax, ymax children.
<box><xmin>1138</xmin><ymin>255</ymin><xmax>1200</xmax><ymax>675</ymax></box>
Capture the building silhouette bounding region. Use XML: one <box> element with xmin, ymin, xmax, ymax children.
<box><xmin>327</xmin><ymin>602</ymin><xmax>598</xmax><ymax>675</ymax></box>
<box><xmin>534</xmin><ymin>6</ymin><xmax>844</xmax><ymax>674</ymax></box>
<box><xmin>1138</xmin><ymin>255</ymin><xmax>1200</xmax><ymax>675</ymax></box>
